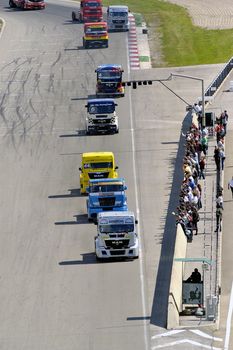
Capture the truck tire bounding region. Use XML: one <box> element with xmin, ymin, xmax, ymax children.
<box><xmin>9</xmin><ymin>0</ymin><xmax>16</xmax><ymax>8</ymax></box>
<box><xmin>71</xmin><ymin>11</ymin><xmax>76</xmax><ymax>21</ymax></box>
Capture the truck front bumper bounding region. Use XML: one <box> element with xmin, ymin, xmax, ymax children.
<box><xmin>87</xmin><ymin>124</ymin><xmax>118</xmax><ymax>134</ymax></box>
<box><xmin>95</xmin><ymin>237</ymin><xmax>139</xmax><ymax>259</ymax></box>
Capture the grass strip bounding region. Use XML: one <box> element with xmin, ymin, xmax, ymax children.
<box><xmin>103</xmin><ymin>0</ymin><xmax>233</xmax><ymax>67</ymax></box>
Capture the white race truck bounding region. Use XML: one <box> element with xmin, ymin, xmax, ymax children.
<box><xmin>85</xmin><ymin>98</ymin><xmax>119</xmax><ymax>134</ymax></box>
<box><xmin>94</xmin><ymin>211</ymin><xmax>139</xmax><ymax>260</ymax></box>
<box><xmin>107</xmin><ymin>5</ymin><xmax>129</xmax><ymax>31</ymax></box>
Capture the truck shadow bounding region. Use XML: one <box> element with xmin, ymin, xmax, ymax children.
<box><xmin>59</xmin><ymin>130</ymin><xmax>87</xmax><ymax>137</ymax></box>
<box><xmin>54</xmin><ymin>214</ymin><xmax>89</xmax><ymax>226</ymax></box>
<box><xmin>59</xmin><ymin>253</ymin><xmax>135</xmax><ymax>265</ymax></box>
<box><xmin>48</xmin><ymin>188</ymin><xmax>82</xmax><ymax>198</ymax></box>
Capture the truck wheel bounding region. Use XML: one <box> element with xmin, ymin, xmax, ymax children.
<box><xmin>9</xmin><ymin>0</ymin><xmax>16</xmax><ymax>8</ymax></box>
<box><xmin>71</xmin><ymin>11</ymin><xmax>76</xmax><ymax>21</ymax></box>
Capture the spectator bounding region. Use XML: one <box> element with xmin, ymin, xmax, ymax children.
<box><xmin>213</xmin><ymin>146</ymin><xmax>220</xmax><ymax>171</ymax></box>
<box><xmin>215</xmin><ymin>206</ymin><xmax>223</xmax><ymax>232</ymax></box>
<box><xmin>222</xmin><ymin>110</ymin><xmax>228</xmax><ymax>133</ymax></box>
<box><xmin>186</xmin><ymin>268</ymin><xmax>202</xmax><ymax>283</ymax></box>
<box><xmin>219</xmin><ymin>149</ymin><xmax>226</xmax><ymax>171</ymax></box>
<box><xmin>201</xmin><ymin>135</ymin><xmax>208</xmax><ymax>155</ymax></box>
<box><xmin>199</xmin><ymin>156</ymin><xmax>206</xmax><ymax>180</ymax></box>
<box><xmin>192</xmin><ymin>207</ymin><xmax>200</xmax><ymax>235</ymax></box>
<box><xmin>228</xmin><ymin>176</ymin><xmax>233</xmax><ymax>199</ymax></box>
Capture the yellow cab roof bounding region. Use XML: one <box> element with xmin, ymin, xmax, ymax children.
<box><xmin>82</xmin><ymin>152</ymin><xmax>114</xmax><ymax>162</ymax></box>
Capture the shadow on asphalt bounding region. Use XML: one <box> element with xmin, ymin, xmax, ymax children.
<box><xmin>59</xmin><ymin>253</ymin><xmax>134</xmax><ymax>265</ymax></box>
<box><xmin>48</xmin><ymin>188</ymin><xmax>82</xmax><ymax>198</ymax></box>
<box><xmin>150</xmin><ymin>111</ymin><xmax>192</xmax><ymax>328</ymax></box>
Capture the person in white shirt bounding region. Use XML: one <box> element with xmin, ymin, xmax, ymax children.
<box><xmin>228</xmin><ymin>176</ymin><xmax>233</xmax><ymax>199</ymax></box>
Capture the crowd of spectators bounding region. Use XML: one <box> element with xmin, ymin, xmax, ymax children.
<box><xmin>174</xmin><ymin>108</ymin><xmax>228</xmax><ymax>239</ymax></box>
<box><xmin>174</xmin><ymin>117</ymin><xmax>206</xmax><ymax>242</ymax></box>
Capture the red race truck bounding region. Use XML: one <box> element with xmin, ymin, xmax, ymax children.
<box><xmin>9</xmin><ymin>0</ymin><xmax>45</xmax><ymax>9</ymax></box>
<box><xmin>72</xmin><ymin>0</ymin><xmax>103</xmax><ymax>22</ymax></box>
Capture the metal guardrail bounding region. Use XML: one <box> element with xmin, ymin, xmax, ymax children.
<box><xmin>205</xmin><ymin>56</ymin><xmax>233</xmax><ymax>98</ymax></box>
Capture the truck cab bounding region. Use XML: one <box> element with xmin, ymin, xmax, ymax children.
<box><xmin>9</xmin><ymin>0</ymin><xmax>45</xmax><ymax>9</ymax></box>
<box><xmin>85</xmin><ymin>98</ymin><xmax>118</xmax><ymax>134</ymax></box>
<box><xmin>107</xmin><ymin>5</ymin><xmax>129</xmax><ymax>31</ymax></box>
<box><xmin>79</xmin><ymin>152</ymin><xmax>118</xmax><ymax>194</ymax></box>
<box><xmin>95</xmin><ymin>211</ymin><xmax>139</xmax><ymax>260</ymax></box>
<box><xmin>72</xmin><ymin>0</ymin><xmax>103</xmax><ymax>22</ymax></box>
<box><xmin>87</xmin><ymin>178</ymin><xmax>128</xmax><ymax>221</ymax></box>
<box><xmin>83</xmin><ymin>22</ymin><xmax>108</xmax><ymax>49</ymax></box>
<box><xmin>95</xmin><ymin>64</ymin><xmax>124</xmax><ymax>97</ymax></box>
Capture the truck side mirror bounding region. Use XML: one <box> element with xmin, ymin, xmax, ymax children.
<box><xmin>79</xmin><ymin>167</ymin><xmax>82</xmax><ymax>171</ymax></box>
<box><xmin>85</xmin><ymin>104</ymin><xmax>87</xmax><ymax>108</ymax></box>
<box><xmin>94</xmin><ymin>222</ymin><xmax>97</xmax><ymax>225</ymax></box>
<box><xmin>115</xmin><ymin>166</ymin><xmax>118</xmax><ymax>170</ymax></box>
<box><xmin>135</xmin><ymin>219</ymin><xmax>138</xmax><ymax>225</ymax></box>
<box><xmin>124</xmin><ymin>186</ymin><xmax>127</xmax><ymax>190</ymax></box>
<box><xmin>115</xmin><ymin>103</ymin><xmax>118</xmax><ymax>107</ymax></box>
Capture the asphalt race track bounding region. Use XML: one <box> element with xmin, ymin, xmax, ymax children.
<box><xmin>0</xmin><ymin>0</ymin><xmax>225</xmax><ymax>349</ymax></box>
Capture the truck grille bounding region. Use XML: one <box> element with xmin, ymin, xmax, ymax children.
<box><xmin>93</xmin><ymin>119</ymin><xmax>111</xmax><ymax>124</ymax></box>
<box><xmin>105</xmin><ymin>239</ymin><xmax>130</xmax><ymax>249</ymax></box>
<box><xmin>99</xmin><ymin>197</ymin><xmax>115</xmax><ymax>206</ymax></box>
<box><xmin>110</xmin><ymin>250</ymin><xmax>125</xmax><ymax>256</ymax></box>
<box><xmin>88</xmin><ymin>172</ymin><xmax>109</xmax><ymax>179</ymax></box>
<box><xmin>113</xmin><ymin>20</ymin><xmax>125</xmax><ymax>24</ymax></box>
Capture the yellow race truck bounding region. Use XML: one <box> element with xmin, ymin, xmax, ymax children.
<box><xmin>79</xmin><ymin>152</ymin><xmax>118</xmax><ymax>194</ymax></box>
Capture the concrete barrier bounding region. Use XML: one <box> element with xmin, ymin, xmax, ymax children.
<box><xmin>167</xmin><ymin>224</ymin><xmax>187</xmax><ymax>329</ymax></box>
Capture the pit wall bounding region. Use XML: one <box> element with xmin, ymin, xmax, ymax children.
<box><xmin>167</xmin><ymin>224</ymin><xmax>188</xmax><ymax>329</ymax></box>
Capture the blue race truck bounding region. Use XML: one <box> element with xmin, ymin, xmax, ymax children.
<box><xmin>85</xmin><ymin>98</ymin><xmax>119</xmax><ymax>134</ymax></box>
<box><xmin>95</xmin><ymin>64</ymin><xmax>125</xmax><ymax>97</ymax></box>
<box><xmin>86</xmin><ymin>178</ymin><xmax>128</xmax><ymax>221</ymax></box>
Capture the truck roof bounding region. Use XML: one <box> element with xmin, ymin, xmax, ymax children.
<box><xmin>82</xmin><ymin>152</ymin><xmax>114</xmax><ymax>161</ymax></box>
<box><xmin>98</xmin><ymin>211</ymin><xmax>134</xmax><ymax>219</ymax></box>
<box><xmin>108</xmin><ymin>5</ymin><xmax>128</xmax><ymax>10</ymax></box>
<box><xmin>95</xmin><ymin>64</ymin><xmax>123</xmax><ymax>72</ymax></box>
<box><xmin>87</xmin><ymin>98</ymin><xmax>115</xmax><ymax>104</ymax></box>
<box><xmin>84</xmin><ymin>22</ymin><xmax>107</xmax><ymax>28</ymax></box>
<box><xmin>89</xmin><ymin>178</ymin><xmax>125</xmax><ymax>185</ymax></box>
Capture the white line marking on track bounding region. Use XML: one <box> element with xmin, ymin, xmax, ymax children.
<box><xmin>127</xmin><ymin>32</ymin><xmax>149</xmax><ymax>350</ymax></box>
<box><xmin>190</xmin><ymin>329</ymin><xmax>223</xmax><ymax>342</ymax></box>
<box><xmin>151</xmin><ymin>329</ymin><xmax>185</xmax><ymax>339</ymax></box>
<box><xmin>152</xmin><ymin>339</ymin><xmax>222</xmax><ymax>349</ymax></box>
<box><xmin>224</xmin><ymin>281</ymin><xmax>233</xmax><ymax>350</ymax></box>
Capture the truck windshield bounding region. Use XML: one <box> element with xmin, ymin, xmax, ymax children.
<box><xmin>88</xmin><ymin>103</ymin><xmax>115</xmax><ymax>114</ymax></box>
<box><xmin>86</xmin><ymin>27</ymin><xmax>106</xmax><ymax>33</ymax></box>
<box><xmin>90</xmin><ymin>184</ymin><xmax>124</xmax><ymax>192</ymax></box>
<box><xmin>98</xmin><ymin>71</ymin><xmax>121</xmax><ymax>79</ymax></box>
<box><xmin>84</xmin><ymin>2</ymin><xmax>100</xmax><ymax>7</ymax></box>
<box><xmin>100</xmin><ymin>224</ymin><xmax>134</xmax><ymax>233</ymax></box>
<box><xmin>110</xmin><ymin>12</ymin><xmax>127</xmax><ymax>16</ymax></box>
<box><xmin>83</xmin><ymin>162</ymin><xmax>113</xmax><ymax>169</ymax></box>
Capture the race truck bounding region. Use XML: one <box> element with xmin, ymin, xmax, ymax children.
<box><xmin>85</xmin><ymin>98</ymin><xmax>118</xmax><ymax>134</ymax></box>
<box><xmin>9</xmin><ymin>0</ymin><xmax>45</xmax><ymax>9</ymax></box>
<box><xmin>79</xmin><ymin>152</ymin><xmax>118</xmax><ymax>195</ymax></box>
<box><xmin>72</xmin><ymin>0</ymin><xmax>103</xmax><ymax>22</ymax></box>
<box><xmin>95</xmin><ymin>64</ymin><xmax>125</xmax><ymax>97</ymax></box>
<box><xmin>107</xmin><ymin>5</ymin><xmax>129</xmax><ymax>31</ymax></box>
<box><xmin>86</xmin><ymin>178</ymin><xmax>128</xmax><ymax>221</ymax></box>
<box><xmin>94</xmin><ymin>211</ymin><xmax>139</xmax><ymax>260</ymax></box>
<box><xmin>83</xmin><ymin>22</ymin><xmax>108</xmax><ymax>49</ymax></box>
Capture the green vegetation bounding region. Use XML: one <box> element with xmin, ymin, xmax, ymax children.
<box><xmin>103</xmin><ymin>0</ymin><xmax>233</xmax><ymax>67</ymax></box>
